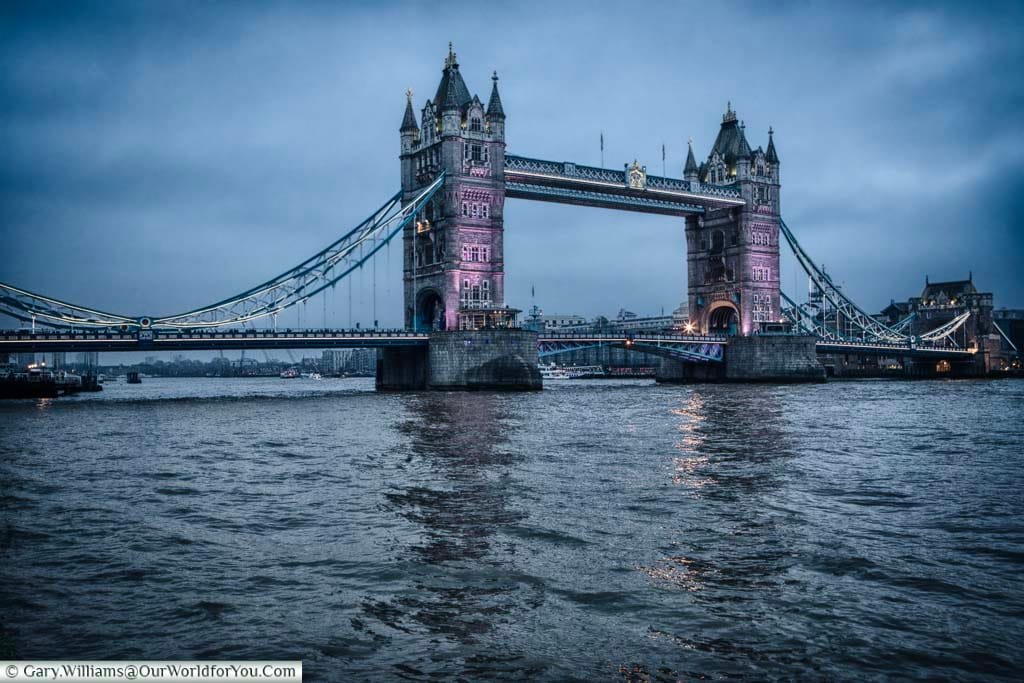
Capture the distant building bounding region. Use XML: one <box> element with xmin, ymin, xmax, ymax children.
<box><xmin>877</xmin><ymin>300</ymin><xmax>911</xmax><ymax>325</ymax></box>
<box><xmin>908</xmin><ymin>274</ymin><xmax>993</xmax><ymax>347</ymax></box>
<box><xmin>77</xmin><ymin>352</ymin><xmax>100</xmax><ymax>368</ymax></box>
<box><xmin>321</xmin><ymin>348</ymin><xmax>376</xmax><ymax>376</ymax></box>
<box><xmin>879</xmin><ymin>274</ymin><xmax>1013</xmax><ymax>371</ymax></box>
<box><xmin>321</xmin><ymin>350</ymin><xmax>348</xmax><ymax>376</ymax></box>
<box><xmin>993</xmin><ymin>309</ymin><xmax>1023</xmax><ymax>362</ymax></box>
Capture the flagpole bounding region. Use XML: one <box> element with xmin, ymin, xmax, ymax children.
<box><xmin>662</xmin><ymin>142</ymin><xmax>666</xmax><ymax>176</ymax></box>
<box><xmin>600</xmin><ymin>131</ymin><xmax>604</xmax><ymax>168</ymax></box>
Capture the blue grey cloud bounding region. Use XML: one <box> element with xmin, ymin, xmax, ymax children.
<box><xmin>2</xmin><ymin>0</ymin><xmax>1022</xmax><ymax>328</ymax></box>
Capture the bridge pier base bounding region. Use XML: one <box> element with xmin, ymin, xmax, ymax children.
<box><xmin>427</xmin><ymin>329</ymin><xmax>542</xmax><ymax>390</ymax></box>
<box><xmin>376</xmin><ymin>346</ymin><xmax>429</xmax><ymax>391</ymax></box>
<box><xmin>658</xmin><ymin>335</ymin><xmax>825</xmax><ymax>383</ymax></box>
<box><xmin>656</xmin><ymin>359</ymin><xmax>725</xmax><ymax>383</ymax></box>
<box><xmin>376</xmin><ymin>330</ymin><xmax>542</xmax><ymax>391</ymax></box>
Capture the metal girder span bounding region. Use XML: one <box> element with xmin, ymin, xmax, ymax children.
<box><xmin>0</xmin><ymin>175</ymin><xmax>446</xmax><ymax>331</ymax></box>
<box><xmin>152</xmin><ymin>174</ymin><xmax>445</xmax><ymax>329</ymax></box>
<box><xmin>538</xmin><ymin>339</ymin><xmax>723</xmax><ymax>363</ymax></box>
<box><xmin>918</xmin><ymin>311</ymin><xmax>970</xmax><ymax>343</ymax></box>
<box><xmin>779</xmin><ymin>218</ymin><xmax>909</xmax><ymax>343</ymax></box>
<box><xmin>890</xmin><ymin>313</ymin><xmax>916</xmax><ymax>334</ymax></box>
<box><xmin>505</xmin><ymin>182</ymin><xmax>706</xmax><ymax>216</ymax></box>
<box><xmin>780</xmin><ymin>290</ymin><xmax>835</xmax><ymax>338</ymax></box>
<box><xmin>0</xmin><ymin>283</ymin><xmax>137</xmax><ymax>330</ymax></box>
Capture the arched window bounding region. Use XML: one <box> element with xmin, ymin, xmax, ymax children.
<box><xmin>711</xmin><ymin>229</ymin><xmax>725</xmax><ymax>253</ymax></box>
<box><xmin>470</xmin><ymin>117</ymin><xmax>482</xmax><ymax>132</ymax></box>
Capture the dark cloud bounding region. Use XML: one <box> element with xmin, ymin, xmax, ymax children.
<box><xmin>2</xmin><ymin>0</ymin><xmax>1022</xmax><ymax>327</ymax></box>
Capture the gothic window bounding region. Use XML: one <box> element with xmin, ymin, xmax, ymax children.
<box><xmin>483</xmin><ymin>146</ymin><xmax>489</xmax><ymax>162</ymax></box>
<box><xmin>482</xmin><ymin>280</ymin><xmax>490</xmax><ymax>300</ymax></box>
<box><xmin>700</xmin><ymin>239</ymin><xmax>708</xmax><ymax>251</ymax></box>
<box><xmin>481</xmin><ymin>246</ymin><xmax>489</xmax><ymax>261</ymax></box>
<box><xmin>470</xmin><ymin>245</ymin><xmax>480</xmax><ymax>261</ymax></box>
<box><xmin>462</xmin><ymin>245</ymin><xmax>469</xmax><ymax>260</ymax></box>
<box><xmin>752</xmin><ymin>293</ymin><xmax>773</xmax><ymax>323</ymax></box>
<box><xmin>482</xmin><ymin>204</ymin><xmax>489</xmax><ymax>218</ymax></box>
<box><xmin>463</xmin><ymin>143</ymin><xmax>470</xmax><ymax>161</ymax></box>
<box><xmin>470</xmin><ymin>116</ymin><xmax>482</xmax><ymax>132</ymax></box>
<box><xmin>461</xmin><ymin>202</ymin><xmax>468</xmax><ymax>217</ymax></box>
<box><xmin>471</xmin><ymin>144</ymin><xmax>483</xmax><ymax>162</ymax></box>
<box><xmin>711</xmin><ymin>230</ymin><xmax>725</xmax><ymax>253</ymax></box>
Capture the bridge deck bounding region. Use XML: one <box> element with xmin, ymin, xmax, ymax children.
<box><xmin>504</xmin><ymin>155</ymin><xmax>745</xmax><ymax>216</ymax></box>
<box><xmin>0</xmin><ymin>329</ymin><xmax>974</xmax><ymax>359</ymax></box>
<box><xmin>0</xmin><ymin>330</ymin><xmax>428</xmax><ymax>353</ymax></box>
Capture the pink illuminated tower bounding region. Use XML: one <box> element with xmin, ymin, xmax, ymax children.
<box><xmin>399</xmin><ymin>45</ymin><xmax>514</xmax><ymax>331</ymax></box>
<box><xmin>685</xmin><ymin>103</ymin><xmax>781</xmax><ymax>335</ymax></box>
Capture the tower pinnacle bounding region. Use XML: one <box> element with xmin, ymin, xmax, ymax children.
<box><xmin>487</xmin><ymin>70</ymin><xmax>505</xmax><ymax>118</ymax></box>
<box><xmin>723</xmin><ymin>101</ymin><xmax>737</xmax><ymax>123</ymax></box>
<box><xmin>684</xmin><ymin>137</ymin><xmax>699</xmax><ymax>179</ymax></box>
<box><xmin>400</xmin><ymin>87</ymin><xmax>418</xmax><ymax>131</ymax></box>
<box><xmin>766</xmin><ymin>126</ymin><xmax>779</xmax><ymax>164</ymax></box>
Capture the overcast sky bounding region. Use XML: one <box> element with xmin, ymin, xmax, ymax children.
<box><xmin>2</xmin><ymin>0</ymin><xmax>1022</xmax><ymax>330</ymax></box>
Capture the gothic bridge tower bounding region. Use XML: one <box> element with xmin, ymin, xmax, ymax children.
<box><xmin>685</xmin><ymin>103</ymin><xmax>781</xmax><ymax>335</ymax></box>
<box><xmin>399</xmin><ymin>44</ymin><xmax>511</xmax><ymax>331</ymax></box>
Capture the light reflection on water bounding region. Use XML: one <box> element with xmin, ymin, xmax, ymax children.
<box><xmin>1</xmin><ymin>377</ymin><xmax>1022</xmax><ymax>680</ymax></box>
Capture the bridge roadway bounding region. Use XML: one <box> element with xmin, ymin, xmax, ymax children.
<box><xmin>0</xmin><ymin>328</ymin><xmax>974</xmax><ymax>361</ymax></box>
<box><xmin>0</xmin><ymin>329</ymin><xmax>726</xmax><ymax>354</ymax></box>
<box><xmin>504</xmin><ymin>155</ymin><xmax>745</xmax><ymax>216</ymax></box>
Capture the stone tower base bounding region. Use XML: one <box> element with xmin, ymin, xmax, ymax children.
<box><xmin>376</xmin><ymin>330</ymin><xmax>542</xmax><ymax>391</ymax></box>
<box><xmin>658</xmin><ymin>335</ymin><xmax>826</xmax><ymax>383</ymax></box>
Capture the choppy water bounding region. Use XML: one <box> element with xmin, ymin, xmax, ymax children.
<box><xmin>1</xmin><ymin>377</ymin><xmax>1022</xmax><ymax>680</ymax></box>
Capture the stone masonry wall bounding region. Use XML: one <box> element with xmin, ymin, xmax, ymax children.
<box><xmin>725</xmin><ymin>335</ymin><xmax>825</xmax><ymax>382</ymax></box>
<box><xmin>428</xmin><ymin>329</ymin><xmax>541</xmax><ymax>390</ymax></box>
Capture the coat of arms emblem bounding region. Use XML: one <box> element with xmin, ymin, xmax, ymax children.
<box><xmin>626</xmin><ymin>160</ymin><xmax>646</xmax><ymax>189</ymax></box>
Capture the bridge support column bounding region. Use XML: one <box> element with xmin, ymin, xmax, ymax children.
<box><xmin>376</xmin><ymin>346</ymin><xmax>428</xmax><ymax>391</ymax></box>
<box><xmin>427</xmin><ymin>329</ymin><xmax>542</xmax><ymax>390</ymax></box>
<box><xmin>656</xmin><ymin>359</ymin><xmax>725</xmax><ymax>383</ymax></box>
<box><xmin>725</xmin><ymin>335</ymin><xmax>825</xmax><ymax>382</ymax></box>
<box><xmin>660</xmin><ymin>335</ymin><xmax>825</xmax><ymax>383</ymax></box>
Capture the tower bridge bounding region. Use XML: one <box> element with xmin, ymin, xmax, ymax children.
<box><xmin>0</xmin><ymin>45</ymin><xmax>993</xmax><ymax>388</ymax></box>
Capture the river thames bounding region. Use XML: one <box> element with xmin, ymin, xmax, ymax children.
<box><xmin>1</xmin><ymin>378</ymin><xmax>1022</xmax><ymax>680</ymax></box>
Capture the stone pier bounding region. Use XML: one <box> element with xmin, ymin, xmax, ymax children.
<box><xmin>658</xmin><ymin>334</ymin><xmax>826</xmax><ymax>383</ymax></box>
<box><xmin>376</xmin><ymin>329</ymin><xmax>542</xmax><ymax>391</ymax></box>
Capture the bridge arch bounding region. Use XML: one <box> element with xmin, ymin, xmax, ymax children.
<box><xmin>705</xmin><ymin>300</ymin><xmax>740</xmax><ymax>336</ymax></box>
<box><xmin>415</xmin><ymin>288</ymin><xmax>446</xmax><ymax>331</ymax></box>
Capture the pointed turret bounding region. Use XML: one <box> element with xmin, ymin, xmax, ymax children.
<box><xmin>737</xmin><ymin>122</ymin><xmax>752</xmax><ymax>159</ymax></box>
<box><xmin>400</xmin><ymin>89</ymin><xmax>418</xmax><ymax>132</ymax></box>
<box><xmin>706</xmin><ymin>101</ymin><xmax>746</xmax><ymax>173</ymax></box>
<box><xmin>434</xmin><ymin>42</ymin><xmax>473</xmax><ymax>112</ymax></box>
<box><xmin>487</xmin><ymin>71</ymin><xmax>505</xmax><ymax>118</ymax></box>
<box><xmin>766</xmin><ymin>126</ymin><xmax>779</xmax><ymax>164</ymax></box>
<box><xmin>684</xmin><ymin>137</ymin><xmax>699</xmax><ymax>181</ymax></box>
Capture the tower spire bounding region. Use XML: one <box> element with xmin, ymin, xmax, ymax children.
<box><xmin>723</xmin><ymin>100</ymin><xmax>737</xmax><ymax>123</ymax></box>
<box><xmin>766</xmin><ymin>125</ymin><xmax>779</xmax><ymax>164</ymax></box>
<box><xmin>737</xmin><ymin>121</ymin><xmax>751</xmax><ymax>159</ymax></box>
<box><xmin>487</xmin><ymin>70</ymin><xmax>505</xmax><ymax>118</ymax></box>
<box><xmin>400</xmin><ymin>88</ymin><xmax>418</xmax><ymax>131</ymax></box>
<box><xmin>684</xmin><ymin>137</ymin><xmax>699</xmax><ymax>179</ymax></box>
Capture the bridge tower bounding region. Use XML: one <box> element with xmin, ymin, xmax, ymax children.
<box><xmin>685</xmin><ymin>104</ymin><xmax>781</xmax><ymax>335</ymax></box>
<box><xmin>399</xmin><ymin>44</ymin><xmax>513</xmax><ymax>331</ymax></box>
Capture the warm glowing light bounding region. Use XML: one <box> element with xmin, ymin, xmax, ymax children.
<box><xmin>684</xmin><ymin>322</ymin><xmax>695</xmax><ymax>333</ymax></box>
